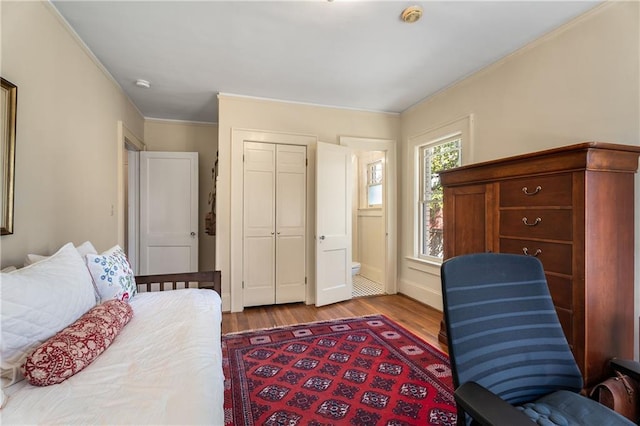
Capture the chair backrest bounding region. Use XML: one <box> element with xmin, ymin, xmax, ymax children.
<box><xmin>441</xmin><ymin>253</ymin><xmax>583</xmax><ymax>405</ymax></box>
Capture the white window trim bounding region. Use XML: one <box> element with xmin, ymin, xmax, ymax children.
<box><xmin>407</xmin><ymin>114</ymin><xmax>474</xmax><ymax>263</ymax></box>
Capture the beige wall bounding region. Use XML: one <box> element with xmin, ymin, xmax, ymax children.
<box><xmin>217</xmin><ymin>95</ymin><xmax>400</xmax><ymax>310</ymax></box>
<box><xmin>399</xmin><ymin>1</ymin><xmax>640</xmax><ymax>354</ymax></box>
<box><xmin>143</xmin><ymin>120</ymin><xmax>218</xmax><ymax>272</ymax></box>
<box><xmin>0</xmin><ymin>1</ymin><xmax>144</xmax><ymax>267</ymax></box>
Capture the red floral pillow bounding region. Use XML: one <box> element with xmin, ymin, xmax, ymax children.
<box><xmin>21</xmin><ymin>299</ymin><xmax>134</xmax><ymax>386</ymax></box>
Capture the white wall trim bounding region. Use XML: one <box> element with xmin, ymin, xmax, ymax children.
<box><xmin>219</xmin><ymin>93</ymin><xmax>401</xmax><ymax>116</ymax></box>
<box><xmin>144</xmin><ymin>117</ymin><xmax>218</xmax><ymax>127</ymax></box>
<box><xmin>230</xmin><ymin>129</ymin><xmax>317</xmax><ymax>312</ymax></box>
<box><xmin>398</xmin><ymin>277</ymin><xmax>443</xmax><ymax>312</ymax></box>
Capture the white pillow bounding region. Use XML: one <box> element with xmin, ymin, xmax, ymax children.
<box><xmin>0</xmin><ymin>266</ymin><xmax>17</xmax><ymax>273</ymax></box>
<box><xmin>75</xmin><ymin>241</ymin><xmax>98</xmax><ymax>258</ymax></box>
<box><xmin>23</xmin><ymin>241</ymin><xmax>97</xmax><ymax>266</ymax></box>
<box><xmin>86</xmin><ymin>245</ymin><xmax>137</xmax><ymax>303</ymax></box>
<box><xmin>0</xmin><ymin>243</ymin><xmax>97</xmax><ymax>384</ymax></box>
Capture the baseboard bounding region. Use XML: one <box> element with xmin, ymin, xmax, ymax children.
<box><xmin>398</xmin><ymin>277</ymin><xmax>443</xmax><ymax>311</ymax></box>
<box><xmin>360</xmin><ymin>264</ymin><xmax>383</xmax><ymax>283</ymax></box>
<box><xmin>222</xmin><ymin>291</ymin><xmax>232</xmax><ymax>312</ymax></box>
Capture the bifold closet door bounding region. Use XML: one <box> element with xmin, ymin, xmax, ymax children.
<box><xmin>243</xmin><ymin>142</ymin><xmax>306</xmax><ymax>307</ymax></box>
<box><xmin>243</xmin><ymin>142</ymin><xmax>276</xmax><ymax>306</ymax></box>
<box><xmin>275</xmin><ymin>144</ymin><xmax>306</xmax><ymax>304</ymax></box>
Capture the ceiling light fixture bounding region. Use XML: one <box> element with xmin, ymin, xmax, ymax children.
<box><xmin>400</xmin><ymin>6</ymin><xmax>423</xmax><ymax>23</ymax></box>
<box><xmin>135</xmin><ymin>79</ymin><xmax>150</xmax><ymax>89</ymax></box>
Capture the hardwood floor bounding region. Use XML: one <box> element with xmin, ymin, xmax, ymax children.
<box><xmin>222</xmin><ymin>294</ymin><xmax>448</xmax><ymax>353</ymax></box>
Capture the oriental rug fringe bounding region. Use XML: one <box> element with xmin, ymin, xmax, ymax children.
<box><xmin>223</xmin><ymin>315</ymin><xmax>457</xmax><ymax>425</ymax></box>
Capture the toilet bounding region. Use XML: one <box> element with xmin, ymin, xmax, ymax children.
<box><xmin>351</xmin><ymin>262</ymin><xmax>361</xmax><ymax>276</ymax></box>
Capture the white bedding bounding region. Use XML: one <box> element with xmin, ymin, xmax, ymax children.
<box><xmin>1</xmin><ymin>289</ymin><xmax>224</xmax><ymax>425</ymax></box>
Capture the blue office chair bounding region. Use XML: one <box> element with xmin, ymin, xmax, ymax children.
<box><xmin>440</xmin><ymin>252</ymin><xmax>639</xmax><ymax>426</ymax></box>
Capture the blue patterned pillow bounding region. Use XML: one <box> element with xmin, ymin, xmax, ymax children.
<box><xmin>86</xmin><ymin>245</ymin><xmax>137</xmax><ymax>303</ymax></box>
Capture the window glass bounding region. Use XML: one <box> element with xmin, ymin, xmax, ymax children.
<box><xmin>367</xmin><ymin>160</ymin><xmax>383</xmax><ymax>207</ymax></box>
<box><xmin>419</xmin><ymin>137</ymin><xmax>461</xmax><ymax>259</ymax></box>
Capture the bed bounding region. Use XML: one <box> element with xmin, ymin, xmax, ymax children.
<box><xmin>1</xmin><ymin>243</ymin><xmax>224</xmax><ymax>425</ymax></box>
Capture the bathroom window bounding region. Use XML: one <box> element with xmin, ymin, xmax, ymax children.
<box><xmin>367</xmin><ymin>160</ymin><xmax>383</xmax><ymax>207</ymax></box>
<box><xmin>418</xmin><ymin>136</ymin><xmax>461</xmax><ymax>259</ymax></box>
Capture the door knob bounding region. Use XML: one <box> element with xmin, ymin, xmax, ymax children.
<box><xmin>191</xmin><ymin>232</ymin><xmax>196</xmax><ymax>237</ymax></box>
<box><xmin>319</xmin><ymin>235</ymin><xmax>325</xmax><ymax>240</ymax></box>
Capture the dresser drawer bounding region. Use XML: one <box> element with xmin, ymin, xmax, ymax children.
<box><xmin>500</xmin><ymin>174</ymin><xmax>572</xmax><ymax>207</ymax></box>
<box><xmin>499</xmin><ymin>238</ymin><xmax>572</xmax><ymax>275</ymax></box>
<box><xmin>546</xmin><ymin>274</ymin><xmax>572</xmax><ymax>311</ymax></box>
<box><xmin>500</xmin><ymin>209</ymin><xmax>572</xmax><ymax>241</ymax></box>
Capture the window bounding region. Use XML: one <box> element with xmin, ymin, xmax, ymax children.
<box><xmin>418</xmin><ymin>136</ymin><xmax>461</xmax><ymax>260</ymax></box>
<box><xmin>407</xmin><ymin>114</ymin><xmax>472</xmax><ymax>264</ymax></box>
<box><xmin>367</xmin><ymin>160</ymin><xmax>383</xmax><ymax>207</ymax></box>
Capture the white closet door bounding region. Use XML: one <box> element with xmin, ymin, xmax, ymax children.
<box><xmin>243</xmin><ymin>142</ymin><xmax>276</xmax><ymax>306</ymax></box>
<box><xmin>275</xmin><ymin>144</ymin><xmax>306</xmax><ymax>304</ymax></box>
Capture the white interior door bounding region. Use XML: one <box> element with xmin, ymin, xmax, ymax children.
<box><xmin>243</xmin><ymin>142</ymin><xmax>276</xmax><ymax>306</ymax></box>
<box><xmin>275</xmin><ymin>144</ymin><xmax>307</xmax><ymax>303</ymax></box>
<box><xmin>316</xmin><ymin>142</ymin><xmax>352</xmax><ymax>307</ymax></box>
<box><xmin>139</xmin><ymin>152</ymin><xmax>198</xmax><ymax>274</ymax></box>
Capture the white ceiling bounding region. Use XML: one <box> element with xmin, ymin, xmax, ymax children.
<box><xmin>51</xmin><ymin>0</ymin><xmax>602</xmax><ymax>124</ymax></box>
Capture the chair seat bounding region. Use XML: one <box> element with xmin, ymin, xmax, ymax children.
<box><xmin>518</xmin><ymin>390</ymin><xmax>634</xmax><ymax>426</ymax></box>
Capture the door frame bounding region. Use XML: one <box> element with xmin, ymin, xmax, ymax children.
<box><xmin>230</xmin><ymin>129</ymin><xmax>317</xmax><ymax>312</ymax></box>
<box><xmin>340</xmin><ymin>136</ymin><xmax>397</xmax><ymax>294</ymax></box>
<box><xmin>117</xmin><ymin>121</ymin><xmax>145</xmax><ymax>256</ymax></box>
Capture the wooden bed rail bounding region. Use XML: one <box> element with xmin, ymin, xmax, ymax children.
<box><xmin>134</xmin><ymin>270</ymin><xmax>221</xmax><ymax>295</ymax></box>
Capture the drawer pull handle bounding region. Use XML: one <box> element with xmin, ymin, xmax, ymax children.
<box><xmin>522</xmin><ymin>185</ymin><xmax>542</xmax><ymax>196</ymax></box>
<box><xmin>522</xmin><ymin>217</ymin><xmax>542</xmax><ymax>226</ymax></box>
<box><xmin>522</xmin><ymin>247</ymin><xmax>542</xmax><ymax>257</ymax></box>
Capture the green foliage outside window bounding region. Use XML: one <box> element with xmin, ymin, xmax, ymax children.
<box><xmin>420</xmin><ymin>138</ymin><xmax>461</xmax><ymax>258</ymax></box>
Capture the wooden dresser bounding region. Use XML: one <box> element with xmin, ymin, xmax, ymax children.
<box><xmin>438</xmin><ymin>142</ymin><xmax>640</xmax><ymax>387</ymax></box>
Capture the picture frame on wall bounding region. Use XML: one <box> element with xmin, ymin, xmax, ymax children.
<box><xmin>1</xmin><ymin>77</ymin><xmax>17</xmax><ymax>236</ymax></box>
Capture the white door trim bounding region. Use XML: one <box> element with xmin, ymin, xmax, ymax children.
<box><xmin>340</xmin><ymin>136</ymin><xmax>398</xmax><ymax>294</ymax></box>
<box><xmin>230</xmin><ymin>129</ymin><xmax>317</xmax><ymax>312</ymax></box>
<box><xmin>116</xmin><ymin>121</ymin><xmax>145</xmax><ymax>249</ymax></box>
<box><xmin>127</xmin><ymin>150</ymin><xmax>140</xmax><ymax>274</ymax></box>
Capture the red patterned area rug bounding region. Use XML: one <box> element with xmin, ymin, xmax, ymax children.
<box><xmin>223</xmin><ymin>315</ymin><xmax>457</xmax><ymax>425</ymax></box>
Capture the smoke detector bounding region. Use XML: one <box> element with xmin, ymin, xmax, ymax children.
<box><xmin>135</xmin><ymin>79</ymin><xmax>151</xmax><ymax>89</ymax></box>
<box><xmin>401</xmin><ymin>6</ymin><xmax>423</xmax><ymax>23</ymax></box>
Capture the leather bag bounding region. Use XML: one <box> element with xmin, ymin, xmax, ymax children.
<box><xmin>590</xmin><ymin>371</ymin><xmax>639</xmax><ymax>423</ymax></box>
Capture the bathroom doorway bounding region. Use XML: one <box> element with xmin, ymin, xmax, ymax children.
<box><xmin>340</xmin><ymin>136</ymin><xmax>398</xmax><ymax>299</ymax></box>
<box><xmin>350</xmin><ymin>150</ymin><xmax>386</xmax><ymax>298</ymax></box>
